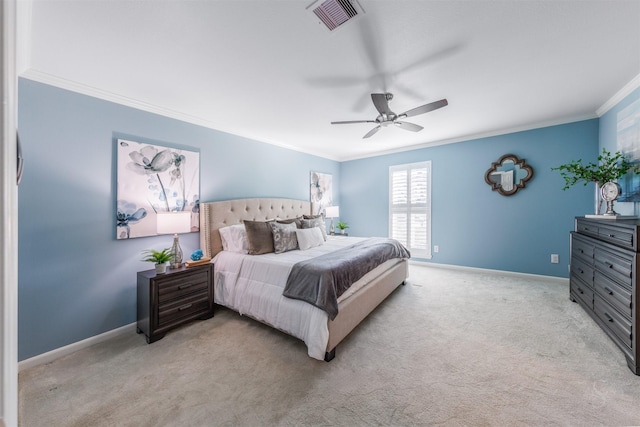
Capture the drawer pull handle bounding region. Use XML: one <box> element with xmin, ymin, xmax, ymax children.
<box><xmin>604</xmin><ymin>262</ymin><xmax>614</xmax><ymax>269</ymax></box>
<box><xmin>577</xmin><ymin>287</ymin><xmax>584</xmax><ymax>294</ymax></box>
<box><xmin>604</xmin><ymin>312</ymin><xmax>614</xmax><ymax>323</ymax></box>
<box><xmin>178</xmin><ymin>284</ymin><xmax>193</xmax><ymax>290</ymax></box>
<box><xmin>604</xmin><ymin>286</ymin><xmax>614</xmax><ymax>295</ymax></box>
<box><xmin>178</xmin><ymin>303</ymin><xmax>193</xmax><ymax>311</ymax></box>
<box><xmin>609</xmin><ymin>234</ymin><xmax>616</xmax><ymax>238</ymax></box>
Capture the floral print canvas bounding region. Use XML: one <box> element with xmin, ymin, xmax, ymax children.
<box><xmin>117</xmin><ymin>139</ymin><xmax>200</xmax><ymax>239</ymax></box>
<box><xmin>310</xmin><ymin>171</ymin><xmax>332</xmax><ymax>215</ymax></box>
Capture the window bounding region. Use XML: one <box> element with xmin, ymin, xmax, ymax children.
<box><xmin>389</xmin><ymin>161</ymin><xmax>431</xmax><ymax>259</ymax></box>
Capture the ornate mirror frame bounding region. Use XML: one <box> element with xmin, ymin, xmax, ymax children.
<box><xmin>484</xmin><ymin>153</ymin><xmax>534</xmax><ymax>196</ymax></box>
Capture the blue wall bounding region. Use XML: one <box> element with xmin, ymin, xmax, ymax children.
<box><xmin>340</xmin><ymin>120</ymin><xmax>598</xmax><ymax>276</ymax></box>
<box><xmin>17</xmin><ymin>79</ymin><xmax>339</xmax><ymax>361</ymax></box>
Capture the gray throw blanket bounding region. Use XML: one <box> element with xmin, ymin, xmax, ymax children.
<box><xmin>283</xmin><ymin>238</ymin><xmax>410</xmax><ymax>320</ymax></box>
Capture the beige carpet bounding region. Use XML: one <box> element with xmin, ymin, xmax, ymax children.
<box><xmin>19</xmin><ymin>263</ymin><xmax>640</xmax><ymax>426</ymax></box>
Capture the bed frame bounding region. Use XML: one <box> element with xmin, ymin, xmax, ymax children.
<box><xmin>200</xmin><ymin>197</ymin><xmax>408</xmax><ymax>361</ymax></box>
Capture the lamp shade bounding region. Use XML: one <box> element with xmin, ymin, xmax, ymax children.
<box><xmin>156</xmin><ymin>212</ymin><xmax>191</xmax><ymax>235</ymax></box>
<box><xmin>325</xmin><ymin>206</ymin><xmax>339</xmax><ymax>218</ymax></box>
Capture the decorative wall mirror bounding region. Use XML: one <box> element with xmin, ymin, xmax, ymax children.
<box><xmin>484</xmin><ymin>153</ymin><xmax>534</xmax><ymax>196</ymax></box>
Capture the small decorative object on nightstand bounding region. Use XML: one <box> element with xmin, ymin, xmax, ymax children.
<box><xmin>141</xmin><ymin>247</ymin><xmax>173</xmax><ymax>274</ymax></box>
<box><xmin>336</xmin><ymin>221</ymin><xmax>349</xmax><ymax>235</ymax></box>
<box><xmin>325</xmin><ymin>206</ymin><xmax>339</xmax><ymax>235</ymax></box>
<box><xmin>137</xmin><ymin>263</ymin><xmax>214</xmax><ymax>343</ymax></box>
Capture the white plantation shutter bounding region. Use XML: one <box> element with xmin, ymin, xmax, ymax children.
<box><xmin>389</xmin><ymin>161</ymin><xmax>431</xmax><ymax>258</ymax></box>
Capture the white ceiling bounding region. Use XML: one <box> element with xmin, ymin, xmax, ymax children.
<box><xmin>19</xmin><ymin>0</ymin><xmax>640</xmax><ymax>161</ymax></box>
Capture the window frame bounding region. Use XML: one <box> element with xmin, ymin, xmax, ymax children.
<box><xmin>388</xmin><ymin>161</ymin><xmax>432</xmax><ymax>259</ymax></box>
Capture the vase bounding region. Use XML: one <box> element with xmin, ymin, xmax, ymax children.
<box><xmin>155</xmin><ymin>263</ymin><xmax>167</xmax><ymax>274</ymax></box>
<box><xmin>594</xmin><ymin>181</ymin><xmax>603</xmax><ymax>215</ymax></box>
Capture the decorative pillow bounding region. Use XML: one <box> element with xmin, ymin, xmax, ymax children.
<box><xmin>276</xmin><ymin>217</ymin><xmax>303</xmax><ymax>228</ymax></box>
<box><xmin>269</xmin><ymin>221</ymin><xmax>298</xmax><ymax>253</ymax></box>
<box><xmin>301</xmin><ymin>217</ymin><xmax>327</xmax><ymax>241</ymax></box>
<box><xmin>303</xmin><ymin>214</ymin><xmax>323</xmax><ymax>219</ymax></box>
<box><xmin>218</xmin><ymin>224</ymin><xmax>248</xmax><ymax>254</ymax></box>
<box><xmin>295</xmin><ymin>227</ymin><xmax>325</xmax><ymax>251</ymax></box>
<box><xmin>243</xmin><ymin>220</ymin><xmax>275</xmax><ymax>255</ymax></box>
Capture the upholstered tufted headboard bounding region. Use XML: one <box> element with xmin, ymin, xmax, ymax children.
<box><xmin>199</xmin><ymin>198</ymin><xmax>312</xmax><ymax>258</ymax></box>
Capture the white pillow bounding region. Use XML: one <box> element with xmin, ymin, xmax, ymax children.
<box><xmin>218</xmin><ymin>224</ymin><xmax>249</xmax><ymax>254</ymax></box>
<box><xmin>295</xmin><ymin>227</ymin><xmax>324</xmax><ymax>251</ymax></box>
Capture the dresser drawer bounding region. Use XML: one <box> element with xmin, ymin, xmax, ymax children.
<box><xmin>571</xmin><ymin>234</ymin><xmax>594</xmax><ymax>263</ymax></box>
<box><xmin>597</xmin><ymin>224</ymin><xmax>635</xmax><ymax>250</ymax></box>
<box><xmin>157</xmin><ymin>270</ymin><xmax>210</xmax><ymax>304</ymax></box>
<box><xmin>571</xmin><ymin>276</ymin><xmax>594</xmax><ymax>309</ymax></box>
<box><xmin>576</xmin><ymin>220</ymin><xmax>599</xmax><ymax>238</ymax></box>
<box><xmin>570</xmin><ymin>256</ymin><xmax>594</xmax><ymax>285</ymax></box>
<box><xmin>594</xmin><ymin>246</ymin><xmax>633</xmax><ymax>289</ymax></box>
<box><xmin>594</xmin><ymin>297</ymin><xmax>632</xmax><ymax>351</ymax></box>
<box><xmin>594</xmin><ymin>271</ymin><xmax>632</xmax><ymax>318</ymax></box>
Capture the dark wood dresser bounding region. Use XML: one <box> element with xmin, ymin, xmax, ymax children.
<box><xmin>570</xmin><ymin>217</ymin><xmax>640</xmax><ymax>374</ymax></box>
<box><xmin>137</xmin><ymin>263</ymin><xmax>214</xmax><ymax>343</ymax></box>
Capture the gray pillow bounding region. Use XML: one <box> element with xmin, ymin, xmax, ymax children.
<box><xmin>269</xmin><ymin>221</ymin><xmax>298</xmax><ymax>253</ymax></box>
<box><xmin>301</xmin><ymin>217</ymin><xmax>327</xmax><ymax>241</ymax></box>
<box><xmin>243</xmin><ymin>220</ymin><xmax>275</xmax><ymax>255</ymax></box>
<box><xmin>277</xmin><ymin>217</ymin><xmax>303</xmax><ymax>228</ymax></box>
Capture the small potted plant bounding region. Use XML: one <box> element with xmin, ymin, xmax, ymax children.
<box><xmin>552</xmin><ymin>148</ymin><xmax>639</xmax><ymax>215</ymax></box>
<box><xmin>142</xmin><ymin>248</ymin><xmax>173</xmax><ymax>274</ymax></box>
<box><xmin>336</xmin><ymin>221</ymin><xmax>349</xmax><ymax>234</ymax></box>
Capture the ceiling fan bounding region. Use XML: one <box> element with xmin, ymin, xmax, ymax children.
<box><xmin>331</xmin><ymin>93</ymin><xmax>448</xmax><ymax>139</ymax></box>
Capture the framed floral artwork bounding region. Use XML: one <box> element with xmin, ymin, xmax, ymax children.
<box><xmin>310</xmin><ymin>171</ymin><xmax>332</xmax><ymax>215</ymax></box>
<box><xmin>116</xmin><ymin>138</ymin><xmax>200</xmax><ymax>239</ymax></box>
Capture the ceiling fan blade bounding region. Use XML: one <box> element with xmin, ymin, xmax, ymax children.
<box><xmin>371</xmin><ymin>93</ymin><xmax>394</xmax><ymax>116</ymax></box>
<box><xmin>395</xmin><ymin>121</ymin><xmax>423</xmax><ymax>132</ymax></box>
<box><xmin>363</xmin><ymin>126</ymin><xmax>381</xmax><ymax>139</ymax></box>
<box><xmin>331</xmin><ymin>120</ymin><xmax>376</xmax><ymax>125</ymax></box>
<box><xmin>400</xmin><ymin>99</ymin><xmax>448</xmax><ymax>118</ymax></box>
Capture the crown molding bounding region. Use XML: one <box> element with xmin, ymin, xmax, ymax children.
<box><xmin>596</xmin><ymin>73</ymin><xmax>640</xmax><ymax>117</ymax></box>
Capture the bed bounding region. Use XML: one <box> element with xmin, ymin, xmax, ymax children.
<box><xmin>199</xmin><ymin>197</ymin><xmax>409</xmax><ymax>361</ymax></box>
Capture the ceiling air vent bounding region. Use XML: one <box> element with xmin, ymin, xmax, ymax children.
<box><xmin>308</xmin><ymin>0</ymin><xmax>365</xmax><ymax>31</ymax></box>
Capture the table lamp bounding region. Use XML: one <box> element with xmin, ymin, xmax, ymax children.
<box><xmin>325</xmin><ymin>206</ymin><xmax>340</xmax><ymax>235</ymax></box>
<box><xmin>156</xmin><ymin>212</ymin><xmax>192</xmax><ymax>269</ymax></box>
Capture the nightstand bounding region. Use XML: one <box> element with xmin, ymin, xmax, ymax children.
<box><xmin>137</xmin><ymin>263</ymin><xmax>214</xmax><ymax>343</ymax></box>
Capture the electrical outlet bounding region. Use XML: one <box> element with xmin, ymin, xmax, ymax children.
<box><xmin>551</xmin><ymin>254</ymin><xmax>559</xmax><ymax>264</ymax></box>
<box><xmin>433</xmin><ymin>245</ymin><xmax>439</xmax><ymax>253</ymax></box>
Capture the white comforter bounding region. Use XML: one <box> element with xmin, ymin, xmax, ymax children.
<box><xmin>212</xmin><ymin>236</ymin><xmax>398</xmax><ymax>360</ymax></box>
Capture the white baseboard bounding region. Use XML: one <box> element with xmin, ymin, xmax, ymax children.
<box><xmin>18</xmin><ymin>322</ymin><xmax>137</xmax><ymax>372</ymax></box>
<box><xmin>409</xmin><ymin>260</ymin><xmax>569</xmax><ymax>285</ymax></box>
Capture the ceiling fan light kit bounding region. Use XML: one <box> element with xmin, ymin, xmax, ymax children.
<box><xmin>331</xmin><ymin>93</ymin><xmax>448</xmax><ymax>139</ymax></box>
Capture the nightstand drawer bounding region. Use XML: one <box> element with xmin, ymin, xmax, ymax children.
<box><xmin>157</xmin><ymin>270</ymin><xmax>209</xmax><ymax>303</ymax></box>
<box><xmin>158</xmin><ymin>291</ymin><xmax>210</xmax><ymax>327</ymax></box>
